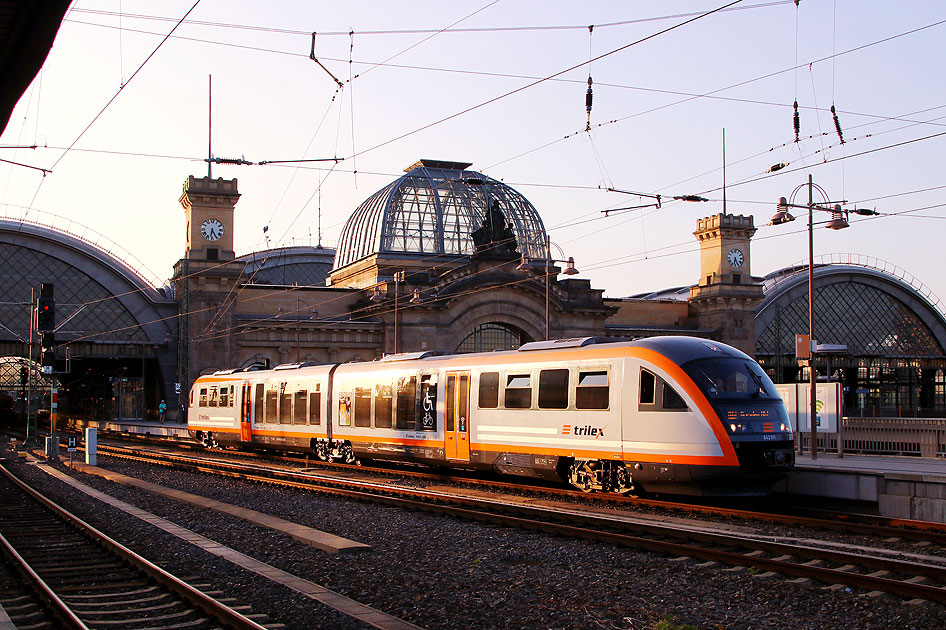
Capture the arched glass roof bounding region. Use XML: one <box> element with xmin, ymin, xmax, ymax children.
<box><xmin>333</xmin><ymin>159</ymin><xmax>547</xmax><ymax>270</ymax></box>
<box><xmin>756</xmin><ymin>264</ymin><xmax>946</xmax><ymax>360</ymax></box>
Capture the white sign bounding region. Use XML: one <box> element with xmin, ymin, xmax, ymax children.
<box><xmin>775</xmin><ymin>382</ymin><xmax>841</xmax><ymax>432</ymax></box>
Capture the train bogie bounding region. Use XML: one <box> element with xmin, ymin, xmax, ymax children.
<box><xmin>188</xmin><ymin>336</ymin><xmax>794</xmax><ymax>496</ymax></box>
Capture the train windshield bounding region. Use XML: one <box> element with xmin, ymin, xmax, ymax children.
<box><xmin>682</xmin><ymin>357</ymin><xmax>780</xmax><ymax>400</ymax></box>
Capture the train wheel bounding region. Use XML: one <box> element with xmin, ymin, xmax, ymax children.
<box><xmin>341</xmin><ymin>444</ymin><xmax>357</xmax><ymax>465</ymax></box>
<box><xmin>203</xmin><ymin>433</ymin><xmax>218</xmax><ymax>449</ymax></box>
<box><xmin>314</xmin><ymin>441</ymin><xmax>331</xmax><ymax>462</ymax></box>
<box><xmin>567</xmin><ymin>459</ymin><xmax>600</xmax><ymax>493</ymax></box>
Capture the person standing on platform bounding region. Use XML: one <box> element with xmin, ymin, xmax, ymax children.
<box><xmin>158</xmin><ymin>399</ymin><xmax>167</xmax><ymax>424</ymax></box>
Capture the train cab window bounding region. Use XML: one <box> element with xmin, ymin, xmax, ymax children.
<box><xmin>254</xmin><ymin>384</ymin><xmax>264</xmax><ymax>423</ymax></box>
<box><xmin>538</xmin><ymin>369</ymin><xmax>569</xmax><ymax>409</ymax></box>
<box><xmin>279</xmin><ymin>385</ymin><xmax>292</xmax><ymax>424</ymax></box>
<box><xmin>640</xmin><ymin>369</ymin><xmax>689</xmax><ymax>412</ymax></box>
<box><xmin>478</xmin><ymin>372</ymin><xmax>499</xmax><ymax>408</ymax></box>
<box><xmin>309</xmin><ymin>383</ymin><xmax>321</xmax><ymax>425</ymax></box>
<box><xmin>395</xmin><ymin>376</ymin><xmax>416</xmax><ymax>429</ymax></box>
<box><xmin>504</xmin><ymin>374</ymin><xmax>532</xmax><ymax>409</ymax></box>
<box><xmin>199</xmin><ymin>388</ymin><xmax>208</xmax><ymax>407</ymax></box>
<box><xmin>663</xmin><ymin>384</ymin><xmax>688</xmax><ymax>410</ymax></box>
<box><xmin>293</xmin><ymin>389</ymin><xmax>307</xmax><ymax>424</ymax></box>
<box><xmin>375</xmin><ymin>383</ymin><xmax>393</xmax><ymax>428</ymax></box>
<box><xmin>576</xmin><ymin>370</ymin><xmax>609</xmax><ymax>410</ymax></box>
<box><xmin>208</xmin><ymin>387</ymin><xmax>218</xmax><ymax>407</ymax></box>
<box><xmin>265</xmin><ymin>389</ymin><xmax>277</xmax><ymax>422</ymax></box>
<box><xmin>354</xmin><ymin>386</ymin><xmax>372</xmax><ymax>427</ymax></box>
<box><xmin>219</xmin><ymin>386</ymin><xmax>229</xmax><ymax>407</ymax></box>
<box><xmin>639</xmin><ymin>370</ymin><xmax>656</xmax><ymax>405</ymax></box>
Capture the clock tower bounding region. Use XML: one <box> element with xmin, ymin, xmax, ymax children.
<box><xmin>689</xmin><ymin>213</ymin><xmax>764</xmax><ymax>355</ymax></box>
<box><xmin>173</xmin><ymin>175</ymin><xmax>243</xmax><ymax>405</ymax></box>
<box><xmin>180</xmin><ymin>175</ymin><xmax>239</xmax><ymax>261</ymax></box>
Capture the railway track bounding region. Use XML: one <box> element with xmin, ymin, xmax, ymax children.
<box><xmin>96</xmin><ymin>438</ymin><xmax>946</xmax><ymax>544</ymax></box>
<box><xmin>91</xmin><ymin>444</ymin><xmax>946</xmax><ymax>605</ymax></box>
<box><xmin>0</xmin><ymin>461</ymin><xmax>275</xmax><ymax>630</ymax></box>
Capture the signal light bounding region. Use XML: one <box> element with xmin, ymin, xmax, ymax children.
<box><xmin>37</xmin><ymin>283</ymin><xmax>54</xmax><ymax>331</ymax></box>
<box><xmin>40</xmin><ymin>332</ymin><xmax>55</xmax><ymax>368</ymax></box>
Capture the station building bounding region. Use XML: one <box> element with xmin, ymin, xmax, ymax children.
<box><xmin>2</xmin><ymin>159</ymin><xmax>945</xmax><ymax>424</ymax></box>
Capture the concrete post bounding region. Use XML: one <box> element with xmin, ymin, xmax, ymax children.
<box><xmin>85</xmin><ymin>427</ymin><xmax>97</xmax><ymax>465</ymax></box>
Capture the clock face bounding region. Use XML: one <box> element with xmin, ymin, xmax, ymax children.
<box><xmin>727</xmin><ymin>248</ymin><xmax>744</xmax><ymax>268</ymax></box>
<box><xmin>200</xmin><ymin>218</ymin><xmax>224</xmax><ymax>242</ymax></box>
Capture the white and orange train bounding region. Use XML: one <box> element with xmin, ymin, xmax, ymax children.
<box><xmin>188</xmin><ymin>336</ymin><xmax>795</xmax><ymax>495</ymax></box>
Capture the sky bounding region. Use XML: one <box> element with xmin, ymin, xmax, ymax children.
<box><xmin>2</xmin><ymin>1</ymin><xmax>944</xmax><ymax>309</ymax></box>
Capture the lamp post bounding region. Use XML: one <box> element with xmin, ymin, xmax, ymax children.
<box><xmin>372</xmin><ymin>272</ymin><xmax>422</xmax><ymax>354</ymax></box>
<box><xmin>394</xmin><ymin>271</ymin><xmax>404</xmax><ymax>354</ymax></box>
<box><xmin>520</xmin><ymin>236</ymin><xmax>578</xmax><ymax>340</ymax></box>
<box><xmin>770</xmin><ymin>174</ymin><xmax>875</xmax><ymax>459</ymax></box>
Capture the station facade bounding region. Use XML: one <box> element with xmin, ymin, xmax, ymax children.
<box><xmin>2</xmin><ymin>159</ymin><xmax>945</xmax><ymax>424</ymax></box>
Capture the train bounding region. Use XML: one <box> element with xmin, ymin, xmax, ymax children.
<box><xmin>187</xmin><ymin>336</ymin><xmax>795</xmax><ymax>496</ymax></box>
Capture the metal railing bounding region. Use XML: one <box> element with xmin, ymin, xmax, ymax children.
<box><xmin>798</xmin><ymin>416</ymin><xmax>946</xmax><ymax>458</ymax></box>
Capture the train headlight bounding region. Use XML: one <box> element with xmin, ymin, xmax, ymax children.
<box><xmin>780</xmin><ymin>422</ymin><xmax>789</xmax><ymax>432</ymax></box>
<box><xmin>729</xmin><ymin>423</ymin><xmax>749</xmax><ymax>433</ymax></box>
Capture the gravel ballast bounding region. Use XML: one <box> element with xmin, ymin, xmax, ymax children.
<box><xmin>4</xmin><ymin>452</ymin><xmax>942</xmax><ymax>630</ymax></box>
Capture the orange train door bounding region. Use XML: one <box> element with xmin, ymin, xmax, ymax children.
<box><xmin>444</xmin><ymin>372</ymin><xmax>470</xmax><ymax>462</ymax></box>
<box><xmin>240</xmin><ymin>383</ymin><xmax>252</xmax><ymax>442</ymax></box>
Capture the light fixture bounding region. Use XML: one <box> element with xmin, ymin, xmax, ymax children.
<box><xmin>825</xmin><ymin>205</ymin><xmax>850</xmax><ymax>230</ymax></box>
<box><xmin>369</xmin><ymin>286</ymin><xmax>384</xmax><ymax>302</ymax></box>
<box><xmin>516</xmin><ymin>256</ymin><xmax>531</xmax><ymax>271</ymax></box>
<box><xmin>410</xmin><ymin>288</ymin><xmax>422</xmax><ymax>304</ymax></box>
<box><xmin>563</xmin><ymin>257</ymin><xmax>579</xmax><ymax>275</ymax></box>
<box><xmin>769</xmin><ymin>197</ymin><xmax>795</xmax><ymax>225</ymax></box>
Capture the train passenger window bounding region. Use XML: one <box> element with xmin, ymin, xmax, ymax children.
<box><xmin>354</xmin><ymin>387</ymin><xmax>371</xmax><ymax>427</ymax></box>
<box><xmin>419</xmin><ymin>374</ymin><xmax>437</xmax><ymax>430</ymax></box>
<box><xmin>199</xmin><ymin>388</ymin><xmax>208</xmax><ymax>407</ymax></box>
<box><xmin>639</xmin><ymin>370</ymin><xmax>656</xmax><ymax>405</ymax></box>
<box><xmin>293</xmin><ymin>390</ymin><xmax>307</xmax><ymax>424</ymax></box>
<box><xmin>395</xmin><ymin>376</ymin><xmax>416</xmax><ymax>429</ymax></box>
<box><xmin>309</xmin><ymin>383</ymin><xmax>321</xmax><ymax>425</ymax></box>
<box><xmin>504</xmin><ymin>374</ymin><xmax>532</xmax><ymax>409</ymax></box>
<box><xmin>265</xmin><ymin>389</ymin><xmax>277</xmax><ymax>422</ymax></box>
<box><xmin>478</xmin><ymin>372</ymin><xmax>499</xmax><ymax>408</ymax></box>
<box><xmin>338</xmin><ymin>391</ymin><xmax>352</xmax><ymax>426</ymax></box>
<box><xmin>375</xmin><ymin>383</ymin><xmax>393</xmax><ymax>428</ymax></box>
<box><xmin>279</xmin><ymin>387</ymin><xmax>292</xmax><ymax>424</ymax></box>
<box><xmin>538</xmin><ymin>369</ymin><xmax>569</xmax><ymax>409</ymax></box>
<box><xmin>254</xmin><ymin>384</ymin><xmax>263</xmax><ymax>423</ymax></box>
<box><xmin>219</xmin><ymin>387</ymin><xmax>229</xmax><ymax>407</ymax></box>
<box><xmin>208</xmin><ymin>387</ymin><xmax>218</xmax><ymax>407</ymax></box>
<box><xmin>663</xmin><ymin>384</ymin><xmax>688</xmax><ymax>410</ymax></box>
<box><xmin>576</xmin><ymin>370</ymin><xmax>609</xmax><ymax>410</ymax></box>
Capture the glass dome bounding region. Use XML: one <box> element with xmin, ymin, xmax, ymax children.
<box><xmin>333</xmin><ymin>159</ymin><xmax>547</xmax><ymax>270</ymax></box>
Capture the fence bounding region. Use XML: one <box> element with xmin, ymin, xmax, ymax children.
<box><xmin>798</xmin><ymin>417</ymin><xmax>946</xmax><ymax>458</ymax></box>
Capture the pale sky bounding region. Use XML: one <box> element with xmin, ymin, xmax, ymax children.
<box><xmin>2</xmin><ymin>1</ymin><xmax>944</xmax><ymax>310</ymax></box>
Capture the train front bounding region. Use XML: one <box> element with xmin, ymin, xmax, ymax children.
<box><xmin>678</xmin><ymin>342</ymin><xmax>796</xmax><ymax>494</ymax></box>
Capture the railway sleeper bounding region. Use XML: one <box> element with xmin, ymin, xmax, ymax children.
<box><xmin>564</xmin><ymin>458</ymin><xmax>635</xmax><ymax>494</ymax></box>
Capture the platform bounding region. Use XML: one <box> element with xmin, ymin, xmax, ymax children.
<box><xmin>774</xmin><ymin>452</ymin><xmax>946</xmax><ymax>523</ymax></box>
<box><xmin>70</xmin><ymin>418</ymin><xmax>192</xmax><ymax>439</ymax></box>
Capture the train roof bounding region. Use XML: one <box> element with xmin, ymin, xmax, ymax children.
<box><xmin>193</xmin><ymin>336</ymin><xmax>750</xmax><ymax>384</ymax></box>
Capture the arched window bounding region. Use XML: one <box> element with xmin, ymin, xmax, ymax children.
<box><xmin>456</xmin><ymin>323</ymin><xmax>527</xmax><ymax>354</ymax></box>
